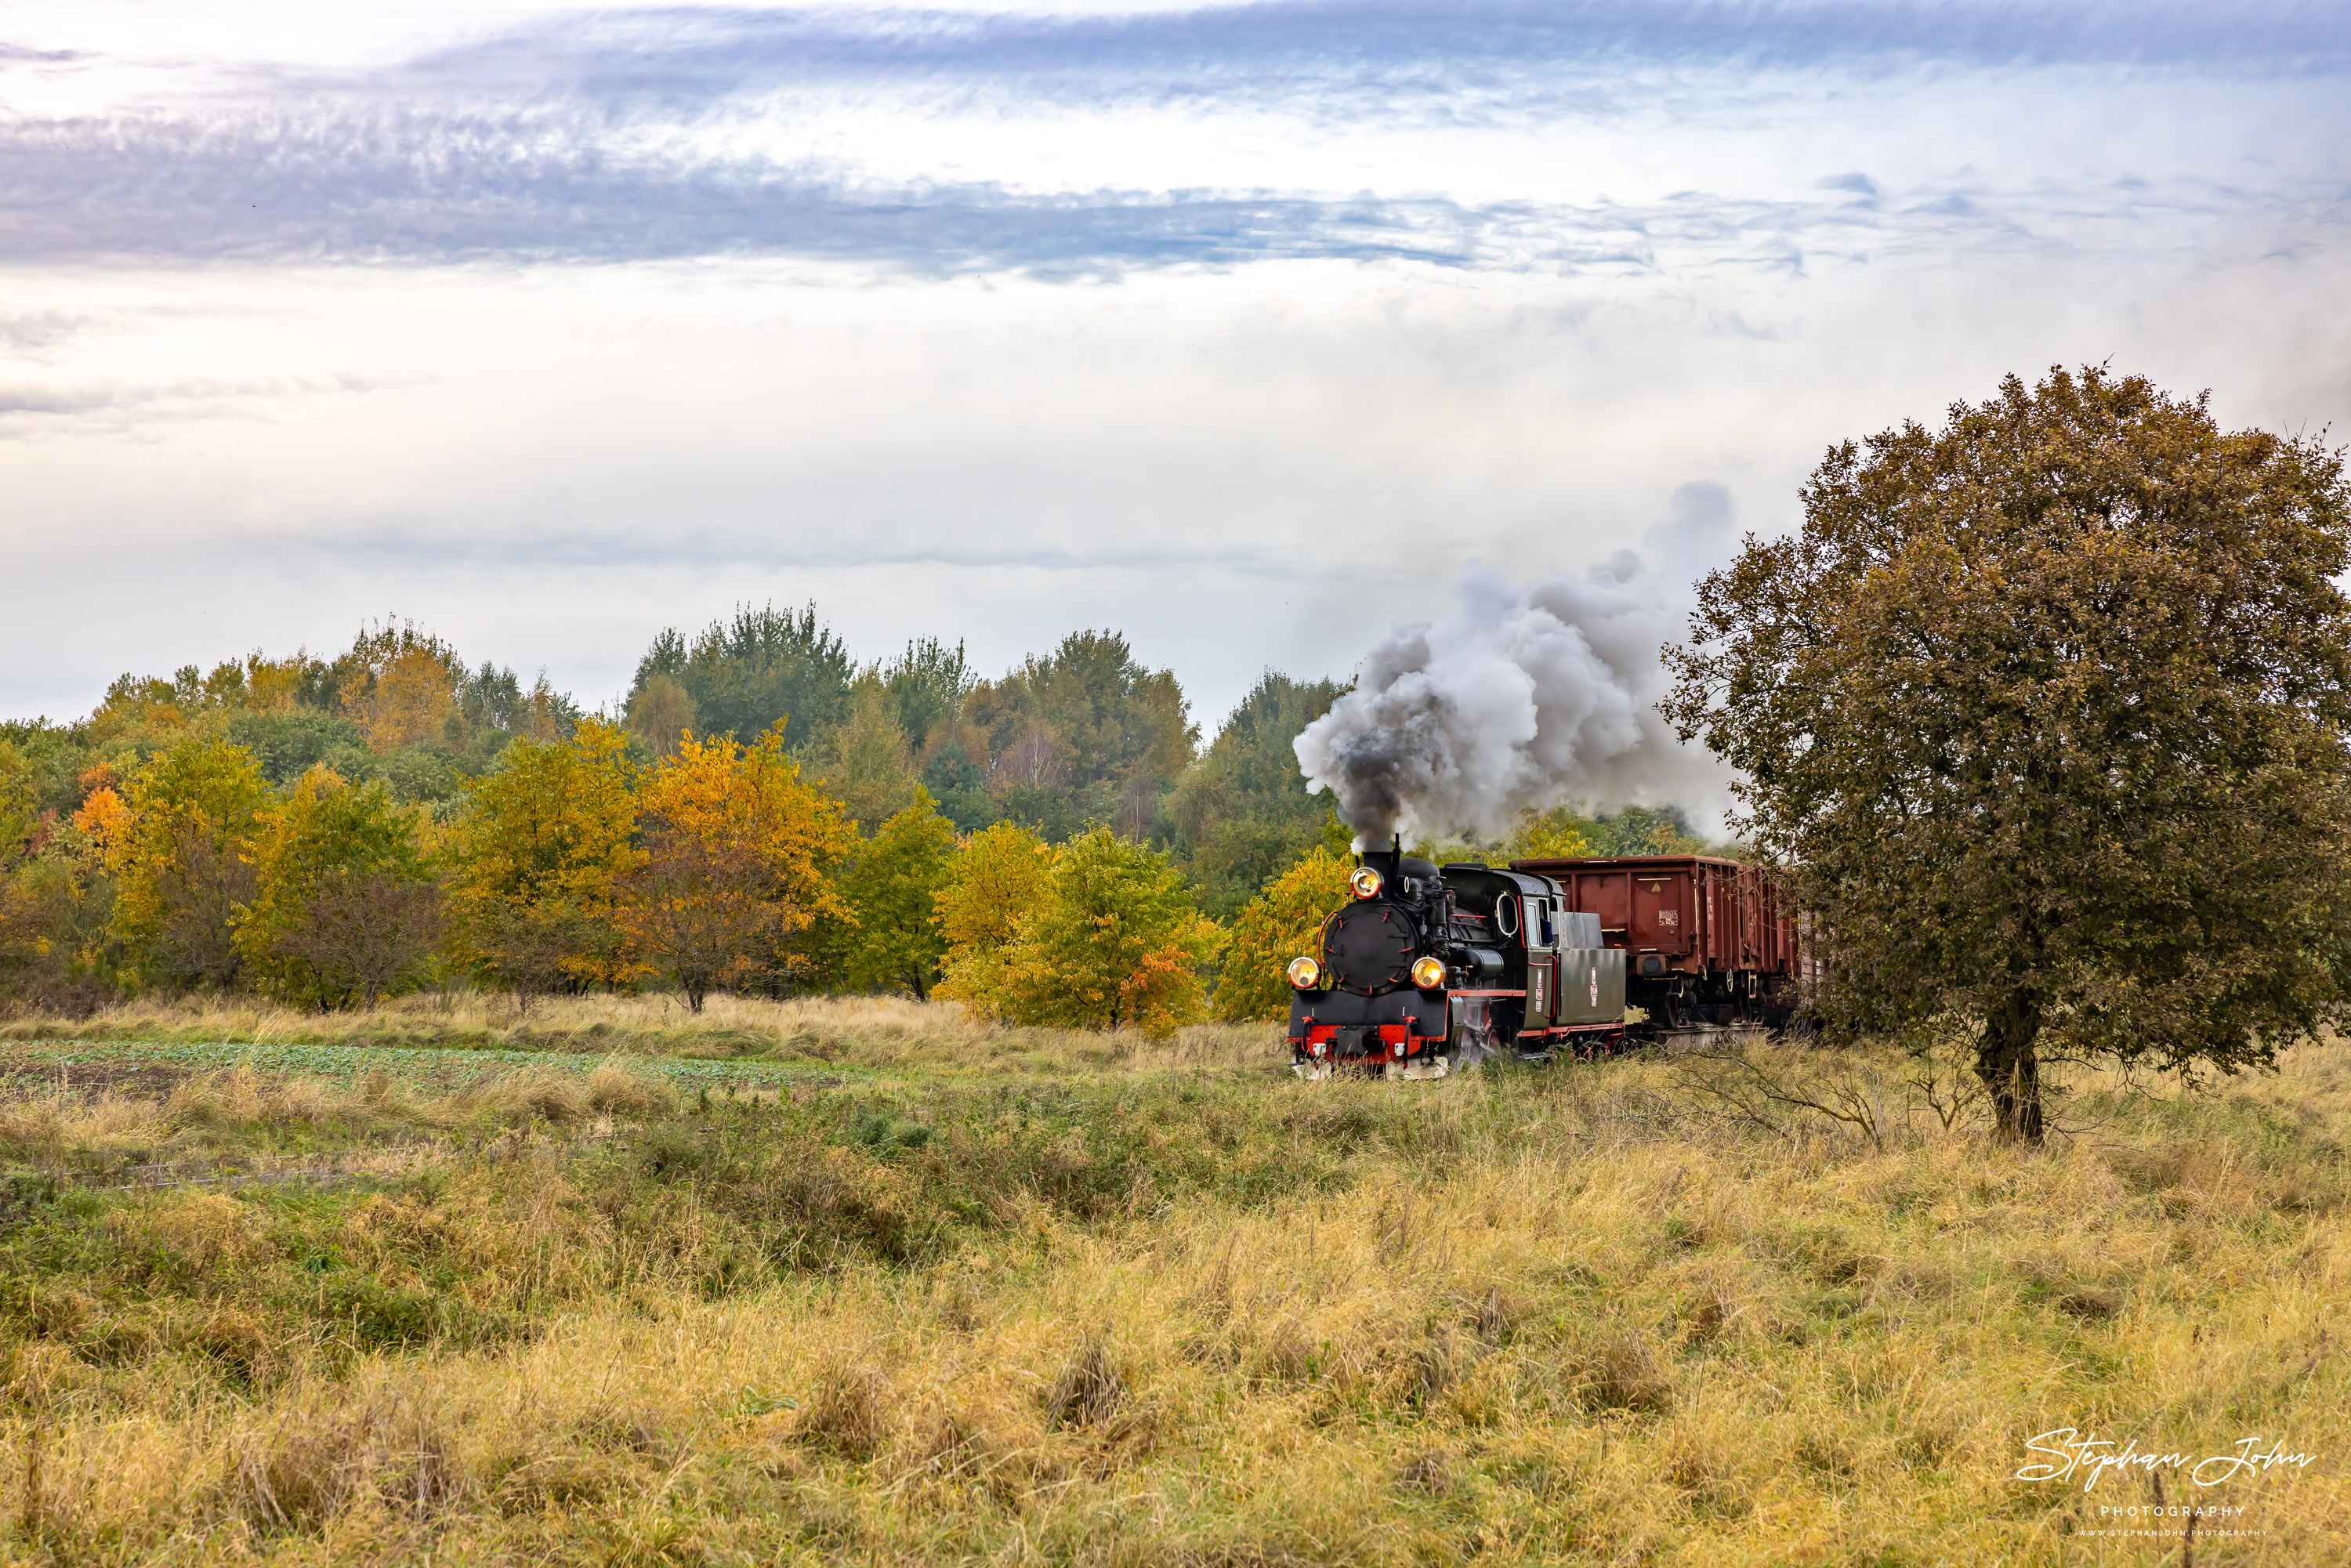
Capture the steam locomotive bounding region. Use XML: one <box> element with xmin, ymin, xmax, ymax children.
<box><xmin>1285</xmin><ymin>844</ymin><xmax>1800</xmax><ymax>1077</ymax></box>
<box><xmin>1285</xmin><ymin>842</ymin><xmax>1627</xmax><ymax>1078</ymax></box>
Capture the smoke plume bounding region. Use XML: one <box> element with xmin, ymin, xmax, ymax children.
<box><xmin>1293</xmin><ymin>554</ymin><xmax>1731</xmax><ymax>848</ymax></box>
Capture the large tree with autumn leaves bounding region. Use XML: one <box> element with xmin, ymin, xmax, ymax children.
<box><xmin>1665</xmin><ymin>367</ymin><xmax>2351</xmax><ymax>1141</ymax></box>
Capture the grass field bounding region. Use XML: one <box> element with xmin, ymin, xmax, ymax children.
<box><xmin>0</xmin><ymin>997</ymin><xmax>2344</xmax><ymax>1564</ymax></box>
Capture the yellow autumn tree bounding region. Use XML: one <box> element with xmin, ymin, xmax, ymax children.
<box><xmin>618</xmin><ymin>723</ymin><xmax>856</xmax><ymax>1009</ymax></box>
<box><xmin>241</xmin><ymin>651</ymin><xmax>313</xmax><ymax>713</ymax></box>
<box><xmin>348</xmin><ymin>644</ymin><xmax>458</xmax><ymax>752</ymax></box>
<box><xmin>1213</xmin><ymin>844</ymin><xmax>1353</xmax><ymax>1023</ymax></box>
<box><xmin>1504</xmin><ymin>806</ymin><xmax>1596</xmax><ymax>861</ymax></box>
<box><xmin>444</xmin><ymin>717</ymin><xmax>640</xmax><ymax>1002</ymax></box>
<box><xmin>236</xmin><ymin>768</ymin><xmax>440</xmax><ymax>1009</ymax></box>
<box><xmin>989</xmin><ymin>828</ymin><xmax>1222</xmax><ymax>1037</ymax></box>
<box><xmin>107</xmin><ymin>737</ymin><xmax>270</xmax><ymax>991</ymax></box>
<box><xmin>932</xmin><ymin>820</ymin><xmax>1056</xmax><ymax>1016</ymax></box>
<box><xmin>625</xmin><ymin>675</ymin><xmax>696</xmax><ymax>761</ymax></box>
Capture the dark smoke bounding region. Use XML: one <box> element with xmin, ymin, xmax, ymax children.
<box><xmin>1294</xmin><ymin>551</ymin><xmax>1733</xmax><ymax>848</ymax></box>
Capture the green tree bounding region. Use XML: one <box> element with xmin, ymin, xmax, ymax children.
<box><xmin>0</xmin><ymin>802</ymin><xmax>116</xmax><ymax>1013</ymax></box>
<box><xmin>107</xmin><ymin>737</ymin><xmax>270</xmax><ymax>991</ymax></box>
<box><xmin>1665</xmin><ymin>365</ymin><xmax>2351</xmax><ymax>1141</ymax></box>
<box><xmin>878</xmin><ymin>638</ymin><xmax>975</xmax><ymax>756</ymax></box>
<box><xmin>835</xmin><ymin>792</ymin><xmax>958</xmax><ymax>998</ymax></box>
<box><xmin>1582</xmin><ymin>804</ymin><xmax>1705</xmax><ymax>856</ymax></box>
<box><xmin>219</xmin><ymin>709</ymin><xmax>368</xmax><ymax>786</ymax></box>
<box><xmin>821</xmin><ymin>680</ymin><xmax>924</xmax><ymax>836</ymax></box>
<box><xmin>964</xmin><ymin>630</ymin><xmax>1197</xmax><ymax>840</ymax></box>
<box><xmin>237</xmin><ymin>769</ymin><xmax>441</xmax><ymax>1009</ymax></box>
<box><xmin>1214</xmin><ymin>844</ymin><xmax>1352</xmax><ymax>1022</ymax></box>
<box><xmin>993</xmin><ymin>828</ymin><xmax>1222</xmax><ymax>1036</ymax></box>
<box><xmin>1167</xmin><ymin>672</ymin><xmax>1346</xmax><ymax>918</ymax></box>
<box><xmin>0</xmin><ymin>740</ymin><xmax>34</xmax><ymax>860</ymax></box>
<box><xmin>629</xmin><ymin>602</ymin><xmax>853</xmax><ymax>750</ymax></box>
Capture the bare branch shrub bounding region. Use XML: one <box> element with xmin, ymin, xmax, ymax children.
<box><xmin>1673</xmin><ymin>1045</ymin><xmax>1894</xmax><ymax>1151</ymax></box>
<box><xmin>151</xmin><ymin>834</ymin><xmax>255</xmax><ymax>992</ymax></box>
<box><xmin>271</xmin><ymin>873</ymin><xmax>444</xmax><ymax>1010</ymax></box>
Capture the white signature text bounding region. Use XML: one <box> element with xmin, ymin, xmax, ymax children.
<box><xmin>2016</xmin><ymin>1429</ymin><xmax>2317</xmax><ymax>1492</ymax></box>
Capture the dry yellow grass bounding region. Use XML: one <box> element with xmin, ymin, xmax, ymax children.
<box><xmin>1</xmin><ymin>990</ymin><xmax>1280</xmax><ymax>1078</ymax></box>
<box><xmin>2</xmin><ymin>1030</ymin><xmax>2346</xmax><ymax>1563</ymax></box>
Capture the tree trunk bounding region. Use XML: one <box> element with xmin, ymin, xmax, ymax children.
<box><xmin>1974</xmin><ymin>992</ymin><xmax>2044</xmax><ymax>1144</ymax></box>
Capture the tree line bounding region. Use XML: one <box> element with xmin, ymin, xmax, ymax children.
<box><xmin>0</xmin><ymin>616</ymin><xmax>1697</xmax><ymax>1028</ymax></box>
<box><xmin>13</xmin><ymin>364</ymin><xmax>2337</xmax><ymax>1137</ymax></box>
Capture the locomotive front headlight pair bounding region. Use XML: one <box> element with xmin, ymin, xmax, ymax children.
<box><xmin>1410</xmin><ymin>956</ymin><xmax>1447</xmax><ymax>990</ymax></box>
<box><xmin>1287</xmin><ymin>955</ymin><xmax>1323</xmax><ymax>990</ymax></box>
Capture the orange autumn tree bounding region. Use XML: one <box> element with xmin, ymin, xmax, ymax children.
<box><xmin>618</xmin><ymin>723</ymin><xmax>856</xmax><ymax>1010</ymax></box>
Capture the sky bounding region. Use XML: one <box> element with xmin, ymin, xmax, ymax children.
<box><xmin>5</xmin><ymin>1</ymin><xmax>2349</xmax><ymax>789</ymax></box>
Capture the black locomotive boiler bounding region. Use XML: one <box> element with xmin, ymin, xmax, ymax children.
<box><xmin>1286</xmin><ymin>842</ymin><xmax>1628</xmax><ymax>1078</ymax></box>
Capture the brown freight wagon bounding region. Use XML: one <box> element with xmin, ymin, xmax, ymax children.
<box><xmin>1508</xmin><ymin>854</ymin><xmax>1799</xmax><ymax>1030</ymax></box>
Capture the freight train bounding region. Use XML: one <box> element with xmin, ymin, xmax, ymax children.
<box><xmin>1286</xmin><ymin>844</ymin><xmax>1798</xmax><ymax>1077</ymax></box>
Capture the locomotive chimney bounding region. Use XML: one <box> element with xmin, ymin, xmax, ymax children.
<box><xmin>1361</xmin><ymin>833</ymin><xmax>1404</xmax><ymax>882</ymax></box>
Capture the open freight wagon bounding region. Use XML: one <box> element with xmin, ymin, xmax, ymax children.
<box><xmin>1508</xmin><ymin>854</ymin><xmax>1800</xmax><ymax>1030</ymax></box>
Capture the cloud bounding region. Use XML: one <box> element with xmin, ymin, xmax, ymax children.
<box><xmin>390</xmin><ymin>2</ymin><xmax>2351</xmax><ymax>115</ymax></box>
<box><xmin>0</xmin><ymin>371</ymin><xmax>405</xmax><ymax>431</ymax></box>
<box><xmin>0</xmin><ymin>2</ymin><xmax>2338</xmax><ymax>273</ymax></box>
<box><xmin>0</xmin><ymin>118</ymin><xmax>1507</xmax><ymax>268</ymax></box>
<box><xmin>0</xmin><ymin>311</ymin><xmax>89</xmax><ymax>352</ymax></box>
<box><xmin>3</xmin><ymin>103</ymin><xmax>2329</xmax><ymax>273</ymax></box>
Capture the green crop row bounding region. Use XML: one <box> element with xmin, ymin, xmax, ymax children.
<box><xmin>3</xmin><ymin>1038</ymin><xmax>860</xmax><ymax>1089</ymax></box>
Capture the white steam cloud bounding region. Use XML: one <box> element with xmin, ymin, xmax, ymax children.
<box><xmin>1295</xmin><ymin>535</ymin><xmax>1735</xmax><ymax>849</ymax></box>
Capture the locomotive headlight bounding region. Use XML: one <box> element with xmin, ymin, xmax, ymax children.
<box><xmin>1287</xmin><ymin>956</ymin><xmax>1323</xmax><ymax>990</ymax></box>
<box><xmin>1349</xmin><ymin>866</ymin><xmax>1384</xmax><ymax>900</ymax></box>
<box><xmin>1410</xmin><ymin>955</ymin><xmax>1447</xmax><ymax>990</ymax></box>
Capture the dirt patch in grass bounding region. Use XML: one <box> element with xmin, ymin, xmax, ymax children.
<box><xmin>0</xmin><ymin>1059</ymin><xmax>198</xmax><ymax>1103</ymax></box>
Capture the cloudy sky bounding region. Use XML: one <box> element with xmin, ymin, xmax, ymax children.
<box><xmin>5</xmin><ymin>0</ymin><xmax>2347</xmax><ymax>746</ymax></box>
